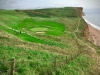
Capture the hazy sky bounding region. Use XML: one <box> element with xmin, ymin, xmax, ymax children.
<box><xmin>0</xmin><ymin>0</ymin><xmax>100</xmax><ymax>9</ymax></box>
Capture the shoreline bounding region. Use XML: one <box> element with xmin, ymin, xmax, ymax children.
<box><xmin>87</xmin><ymin>23</ymin><xmax>100</xmax><ymax>46</ymax></box>
<box><xmin>83</xmin><ymin>16</ymin><xmax>100</xmax><ymax>30</ymax></box>
<box><xmin>83</xmin><ymin>18</ymin><xmax>100</xmax><ymax>46</ymax></box>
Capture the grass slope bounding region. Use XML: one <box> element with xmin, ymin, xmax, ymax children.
<box><xmin>0</xmin><ymin>46</ymin><xmax>90</xmax><ymax>75</ymax></box>
<box><xmin>0</xmin><ymin>7</ymin><xmax>100</xmax><ymax>75</ymax></box>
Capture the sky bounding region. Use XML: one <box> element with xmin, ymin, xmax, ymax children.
<box><xmin>0</xmin><ymin>0</ymin><xmax>100</xmax><ymax>11</ymax></box>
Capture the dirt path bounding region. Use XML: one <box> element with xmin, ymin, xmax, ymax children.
<box><xmin>1</xmin><ymin>19</ymin><xmax>100</xmax><ymax>60</ymax></box>
<box><xmin>73</xmin><ymin>19</ymin><xmax>100</xmax><ymax>69</ymax></box>
<box><xmin>74</xmin><ymin>18</ymin><xmax>81</xmax><ymax>33</ymax></box>
<box><xmin>74</xmin><ymin>19</ymin><xmax>100</xmax><ymax>56</ymax></box>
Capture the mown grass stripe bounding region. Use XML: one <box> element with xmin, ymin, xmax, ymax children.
<box><xmin>0</xmin><ymin>25</ymin><xmax>69</xmax><ymax>48</ymax></box>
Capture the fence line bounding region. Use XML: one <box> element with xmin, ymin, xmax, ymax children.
<box><xmin>0</xmin><ymin>50</ymin><xmax>82</xmax><ymax>75</ymax></box>
<box><xmin>0</xmin><ymin>40</ymin><xmax>83</xmax><ymax>75</ymax></box>
<box><xmin>10</xmin><ymin>58</ymin><xmax>15</xmax><ymax>75</ymax></box>
<box><xmin>0</xmin><ymin>52</ymin><xmax>82</xmax><ymax>75</ymax></box>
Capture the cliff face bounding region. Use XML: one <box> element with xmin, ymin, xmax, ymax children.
<box><xmin>74</xmin><ymin>7</ymin><xmax>96</xmax><ymax>46</ymax></box>
<box><xmin>84</xmin><ymin>26</ymin><xmax>89</xmax><ymax>39</ymax></box>
<box><xmin>74</xmin><ymin>7</ymin><xmax>85</xmax><ymax>17</ymax></box>
<box><xmin>84</xmin><ymin>26</ymin><xmax>95</xmax><ymax>44</ymax></box>
<box><xmin>84</xmin><ymin>24</ymin><xmax>100</xmax><ymax>46</ymax></box>
<box><xmin>82</xmin><ymin>8</ymin><xmax>100</xmax><ymax>46</ymax></box>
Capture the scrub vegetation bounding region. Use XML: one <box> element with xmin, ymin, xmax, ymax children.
<box><xmin>0</xmin><ymin>7</ymin><xmax>100</xmax><ymax>75</ymax></box>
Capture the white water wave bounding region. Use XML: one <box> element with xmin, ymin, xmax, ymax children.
<box><xmin>82</xmin><ymin>13</ymin><xmax>100</xmax><ymax>30</ymax></box>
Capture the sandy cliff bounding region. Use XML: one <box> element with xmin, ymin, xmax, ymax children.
<box><xmin>84</xmin><ymin>23</ymin><xmax>100</xmax><ymax>46</ymax></box>
<box><xmin>83</xmin><ymin>18</ymin><xmax>100</xmax><ymax>46</ymax></box>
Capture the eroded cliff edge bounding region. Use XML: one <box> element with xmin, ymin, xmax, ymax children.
<box><xmin>84</xmin><ymin>24</ymin><xmax>100</xmax><ymax>46</ymax></box>
<box><xmin>75</xmin><ymin>7</ymin><xmax>100</xmax><ymax>46</ymax></box>
<box><xmin>83</xmin><ymin>10</ymin><xmax>100</xmax><ymax>46</ymax></box>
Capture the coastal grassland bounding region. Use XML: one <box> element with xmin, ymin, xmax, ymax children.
<box><xmin>0</xmin><ymin>10</ymin><xmax>28</xmax><ymax>28</ymax></box>
<box><xmin>0</xmin><ymin>7</ymin><xmax>100</xmax><ymax>75</ymax></box>
<box><xmin>0</xmin><ymin>46</ymin><xmax>64</xmax><ymax>75</ymax></box>
<box><xmin>0</xmin><ymin>11</ymin><xmax>67</xmax><ymax>48</ymax></box>
<box><xmin>15</xmin><ymin>18</ymin><xmax>65</xmax><ymax>36</ymax></box>
<box><xmin>75</xmin><ymin>18</ymin><xmax>100</xmax><ymax>55</ymax></box>
<box><xmin>0</xmin><ymin>9</ymin><xmax>78</xmax><ymax>48</ymax></box>
<box><xmin>22</xmin><ymin>7</ymin><xmax>77</xmax><ymax>18</ymax></box>
<box><xmin>0</xmin><ymin>46</ymin><xmax>91</xmax><ymax>75</ymax></box>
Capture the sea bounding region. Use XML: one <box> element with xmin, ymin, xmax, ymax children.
<box><xmin>82</xmin><ymin>8</ymin><xmax>100</xmax><ymax>30</ymax></box>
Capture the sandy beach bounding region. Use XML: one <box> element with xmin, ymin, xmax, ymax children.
<box><xmin>87</xmin><ymin>23</ymin><xmax>100</xmax><ymax>46</ymax></box>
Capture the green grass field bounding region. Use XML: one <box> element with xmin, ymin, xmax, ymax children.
<box><xmin>15</xmin><ymin>18</ymin><xmax>65</xmax><ymax>36</ymax></box>
<box><xmin>0</xmin><ymin>46</ymin><xmax>90</xmax><ymax>75</ymax></box>
<box><xmin>0</xmin><ymin>7</ymin><xmax>100</xmax><ymax>75</ymax></box>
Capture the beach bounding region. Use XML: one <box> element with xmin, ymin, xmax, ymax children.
<box><xmin>86</xmin><ymin>22</ymin><xmax>100</xmax><ymax>46</ymax></box>
<box><xmin>82</xmin><ymin>14</ymin><xmax>100</xmax><ymax>46</ymax></box>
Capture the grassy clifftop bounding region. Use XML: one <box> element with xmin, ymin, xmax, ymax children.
<box><xmin>0</xmin><ymin>7</ymin><xmax>100</xmax><ymax>75</ymax></box>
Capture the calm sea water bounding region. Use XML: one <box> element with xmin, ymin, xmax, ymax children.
<box><xmin>83</xmin><ymin>8</ymin><xmax>100</xmax><ymax>30</ymax></box>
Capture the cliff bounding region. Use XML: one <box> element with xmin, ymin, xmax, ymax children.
<box><xmin>83</xmin><ymin>21</ymin><xmax>100</xmax><ymax>46</ymax></box>
<box><xmin>74</xmin><ymin>7</ymin><xmax>85</xmax><ymax>17</ymax></box>
<box><xmin>80</xmin><ymin>7</ymin><xmax>100</xmax><ymax>46</ymax></box>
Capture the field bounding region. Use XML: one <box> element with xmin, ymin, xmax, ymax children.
<box><xmin>0</xmin><ymin>7</ymin><xmax>100</xmax><ymax>75</ymax></box>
